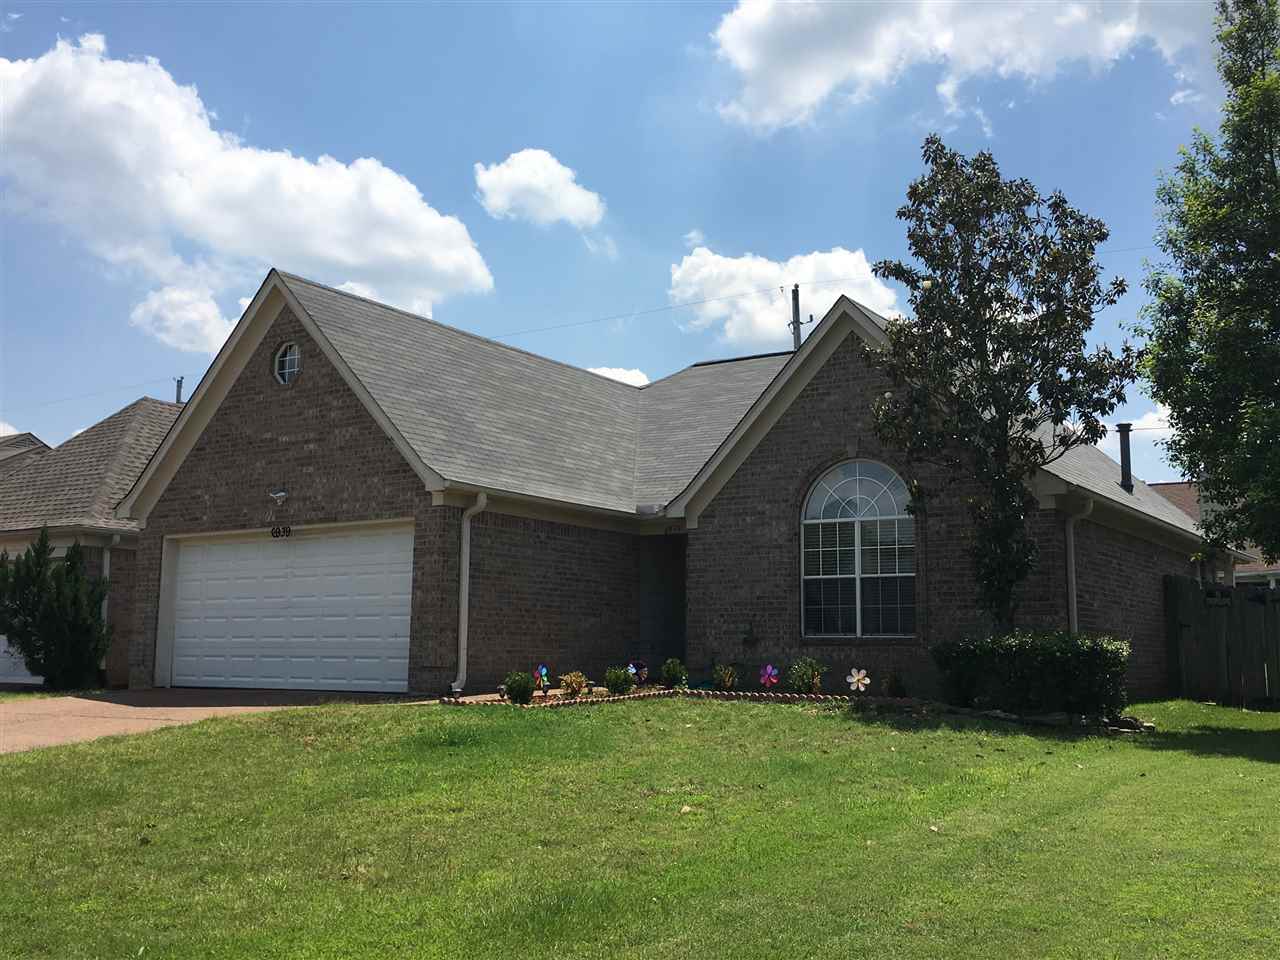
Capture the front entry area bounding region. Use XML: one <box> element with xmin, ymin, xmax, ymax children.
<box><xmin>165</xmin><ymin>523</ymin><xmax>413</xmax><ymax>692</ymax></box>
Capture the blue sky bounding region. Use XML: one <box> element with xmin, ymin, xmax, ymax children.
<box><xmin>1</xmin><ymin>1</ymin><xmax>1222</xmax><ymax>481</ymax></box>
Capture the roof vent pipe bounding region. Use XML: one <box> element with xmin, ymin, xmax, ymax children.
<box><xmin>451</xmin><ymin>491</ymin><xmax>487</xmax><ymax>695</ymax></box>
<box><xmin>1117</xmin><ymin>422</ymin><xmax>1134</xmax><ymax>493</ymax></box>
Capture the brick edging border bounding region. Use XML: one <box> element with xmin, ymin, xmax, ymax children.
<box><xmin>437</xmin><ymin>688</ymin><xmax>1153</xmax><ymax>733</ymax></box>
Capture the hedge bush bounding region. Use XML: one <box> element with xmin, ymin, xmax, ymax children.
<box><xmin>603</xmin><ymin>666</ymin><xmax>635</xmax><ymax>695</ymax></box>
<box><xmin>785</xmin><ymin>656</ymin><xmax>827</xmax><ymax>695</ymax></box>
<box><xmin>931</xmin><ymin>630</ymin><xmax>1130</xmax><ymax>717</ymax></box>
<box><xmin>502</xmin><ymin>671</ymin><xmax>535</xmax><ymax>705</ymax></box>
<box><xmin>660</xmin><ymin>658</ymin><xmax>688</xmax><ymax>688</ymax></box>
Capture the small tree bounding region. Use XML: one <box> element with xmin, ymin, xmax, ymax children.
<box><xmin>0</xmin><ymin>528</ymin><xmax>110</xmax><ymax>689</ymax></box>
<box><xmin>1143</xmin><ymin>0</ymin><xmax>1280</xmax><ymax>562</ymax></box>
<box><xmin>869</xmin><ymin>136</ymin><xmax>1136</xmax><ymax>629</ymax></box>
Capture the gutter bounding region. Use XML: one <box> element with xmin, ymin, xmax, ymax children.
<box><xmin>1063</xmin><ymin>495</ymin><xmax>1094</xmax><ymax>633</ymax></box>
<box><xmin>451</xmin><ymin>491</ymin><xmax>488</xmax><ymax>695</ymax></box>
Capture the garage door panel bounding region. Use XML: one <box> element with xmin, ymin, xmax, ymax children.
<box><xmin>171</xmin><ymin>526</ymin><xmax>412</xmax><ymax>691</ymax></box>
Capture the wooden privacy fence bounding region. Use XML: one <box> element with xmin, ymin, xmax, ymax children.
<box><xmin>1164</xmin><ymin>575</ymin><xmax>1280</xmax><ymax>704</ymax></box>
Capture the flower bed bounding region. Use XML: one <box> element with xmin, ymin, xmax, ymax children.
<box><xmin>438</xmin><ymin>687</ymin><xmax>1153</xmax><ymax>733</ymax></box>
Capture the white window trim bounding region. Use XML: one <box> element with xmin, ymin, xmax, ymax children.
<box><xmin>800</xmin><ymin>460</ymin><xmax>916</xmax><ymax>639</ymax></box>
<box><xmin>274</xmin><ymin>342</ymin><xmax>300</xmax><ymax>385</ymax></box>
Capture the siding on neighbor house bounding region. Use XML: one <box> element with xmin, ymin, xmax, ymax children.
<box><xmin>684</xmin><ymin>330</ymin><xmax>1072</xmax><ymax>697</ymax></box>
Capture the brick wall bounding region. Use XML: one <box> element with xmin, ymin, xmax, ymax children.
<box><xmin>685</xmin><ymin>331</ymin><xmax>1069</xmax><ymax>697</ymax></box>
<box><xmin>1074</xmin><ymin>518</ymin><xmax>1195</xmax><ymax>696</ymax></box>
<box><xmin>462</xmin><ymin>512</ymin><xmax>663</xmax><ymax>690</ymax></box>
<box><xmin>129</xmin><ymin>305</ymin><xmax>448</xmax><ymax>690</ymax></box>
<box><xmin>105</xmin><ymin>547</ymin><xmax>135</xmax><ymax>687</ymax></box>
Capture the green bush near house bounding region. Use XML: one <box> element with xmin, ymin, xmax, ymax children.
<box><xmin>786</xmin><ymin>656</ymin><xmax>827</xmax><ymax>695</ymax></box>
<box><xmin>660</xmin><ymin>658</ymin><xmax>688</xmax><ymax>688</ymax></box>
<box><xmin>711</xmin><ymin>662</ymin><xmax>738</xmax><ymax>691</ymax></box>
<box><xmin>932</xmin><ymin>630</ymin><xmax>1130</xmax><ymax>717</ymax></box>
<box><xmin>603</xmin><ymin>666</ymin><xmax>635</xmax><ymax>696</ymax></box>
<box><xmin>502</xmin><ymin>671</ymin><xmax>535</xmax><ymax>705</ymax></box>
<box><xmin>558</xmin><ymin>671</ymin><xmax>590</xmax><ymax>699</ymax></box>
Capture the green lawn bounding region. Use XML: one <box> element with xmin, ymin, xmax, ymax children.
<box><xmin>0</xmin><ymin>688</ymin><xmax>65</xmax><ymax>703</ymax></box>
<box><xmin>2</xmin><ymin>699</ymin><xmax>1278</xmax><ymax>959</ymax></box>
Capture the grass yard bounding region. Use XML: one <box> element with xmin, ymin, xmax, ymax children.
<box><xmin>0</xmin><ymin>688</ymin><xmax>65</xmax><ymax>703</ymax></box>
<box><xmin>2</xmin><ymin>698</ymin><xmax>1278</xmax><ymax>959</ymax></box>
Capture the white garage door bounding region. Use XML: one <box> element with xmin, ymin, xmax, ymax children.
<box><xmin>0</xmin><ymin>636</ymin><xmax>40</xmax><ymax>685</ymax></box>
<box><xmin>171</xmin><ymin>525</ymin><xmax>412</xmax><ymax>691</ymax></box>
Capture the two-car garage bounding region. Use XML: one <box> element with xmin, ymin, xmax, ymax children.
<box><xmin>161</xmin><ymin>523</ymin><xmax>413</xmax><ymax>692</ymax></box>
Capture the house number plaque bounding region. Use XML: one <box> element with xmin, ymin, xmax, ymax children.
<box><xmin>270</xmin><ymin>526</ymin><xmax>292</xmax><ymax>539</ymax></box>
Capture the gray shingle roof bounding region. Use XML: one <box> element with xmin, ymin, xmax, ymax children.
<box><xmin>1040</xmin><ymin>438</ymin><xmax>1200</xmax><ymax>537</ymax></box>
<box><xmin>277</xmin><ymin>272</ymin><xmax>1204</xmax><ymax>540</ymax></box>
<box><xmin>0</xmin><ymin>398</ymin><xmax>181</xmax><ymax>534</ymax></box>
<box><xmin>634</xmin><ymin>353</ymin><xmax>789</xmax><ymax>507</ymax></box>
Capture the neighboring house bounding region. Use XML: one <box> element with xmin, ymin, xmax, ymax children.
<box><xmin>115</xmin><ymin>270</ymin><xmax>1231</xmax><ymax>699</ymax></box>
<box><xmin>0</xmin><ymin>432</ymin><xmax>50</xmax><ymax>478</ymax></box>
<box><xmin>1150</xmin><ymin>481</ymin><xmax>1278</xmax><ymax>589</ymax></box>
<box><xmin>0</xmin><ymin>398</ymin><xmax>183</xmax><ymax>685</ymax></box>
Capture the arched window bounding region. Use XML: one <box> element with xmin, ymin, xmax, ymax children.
<box><xmin>801</xmin><ymin>460</ymin><xmax>915</xmax><ymax>637</ymax></box>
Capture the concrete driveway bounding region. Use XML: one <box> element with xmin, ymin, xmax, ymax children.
<box><xmin>0</xmin><ymin>688</ymin><xmax>422</xmax><ymax>754</ymax></box>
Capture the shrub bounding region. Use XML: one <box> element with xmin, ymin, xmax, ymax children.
<box><xmin>711</xmin><ymin>662</ymin><xmax>738</xmax><ymax>691</ymax></box>
<box><xmin>931</xmin><ymin>630</ymin><xmax>1130</xmax><ymax>718</ymax></box>
<box><xmin>603</xmin><ymin>666</ymin><xmax>635</xmax><ymax>696</ymax></box>
<box><xmin>660</xmin><ymin>657</ymin><xmax>688</xmax><ymax>688</ymax></box>
<box><xmin>0</xmin><ymin>529</ymin><xmax>110</xmax><ymax>690</ymax></box>
<box><xmin>502</xmin><ymin>670</ymin><xmax>535</xmax><ymax>705</ymax></box>
<box><xmin>786</xmin><ymin>656</ymin><xmax>827</xmax><ymax>694</ymax></box>
<box><xmin>559</xmin><ymin>671</ymin><xmax>590</xmax><ymax>699</ymax></box>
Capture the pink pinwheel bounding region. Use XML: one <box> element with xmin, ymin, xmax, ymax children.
<box><xmin>760</xmin><ymin>663</ymin><xmax>780</xmax><ymax>688</ymax></box>
<box><xmin>846</xmin><ymin>668</ymin><xmax>870</xmax><ymax>693</ymax></box>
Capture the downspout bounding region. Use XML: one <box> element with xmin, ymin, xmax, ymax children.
<box><xmin>1064</xmin><ymin>496</ymin><xmax>1093</xmax><ymax>634</ymax></box>
<box><xmin>451</xmin><ymin>492</ymin><xmax>487</xmax><ymax>695</ymax></box>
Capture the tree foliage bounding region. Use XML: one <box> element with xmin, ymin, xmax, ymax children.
<box><xmin>0</xmin><ymin>527</ymin><xmax>111</xmax><ymax>689</ymax></box>
<box><xmin>1143</xmin><ymin>0</ymin><xmax>1280</xmax><ymax>562</ymax></box>
<box><xmin>869</xmin><ymin>136</ymin><xmax>1136</xmax><ymax>629</ymax></box>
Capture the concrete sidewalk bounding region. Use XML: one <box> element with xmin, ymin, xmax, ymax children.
<box><xmin>0</xmin><ymin>688</ymin><xmax>425</xmax><ymax>754</ymax></box>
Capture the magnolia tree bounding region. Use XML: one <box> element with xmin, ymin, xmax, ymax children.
<box><xmin>867</xmin><ymin>136</ymin><xmax>1137</xmax><ymax>630</ymax></box>
<box><xmin>1143</xmin><ymin>0</ymin><xmax>1280</xmax><ymax>562</ymax></box>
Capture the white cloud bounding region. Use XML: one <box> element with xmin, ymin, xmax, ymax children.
<box><xmin>0</xmin><ymin>421</ymin><xmax>18</xmax><ymax>436</ymax></box>
<box><xmin>129</xmin><ymin>286</ymin><xmax>235</xmax><ymax>353</ymax></box>
<box><xmin>683</xmin><ymin>228</ymin><xmax>706</xmax><ymax>249</ymax></box>
<box><xmin>0</xmin><ymin>35</ymin><xmax>493</xmax><ymax>352</ymax></box>
<box><xmin>1170</xmin><ymin>88</ymin><xmax>1203</xmax><ymax>106</ymax></box>
<box><xmin>582</xmin><ymin>233</ymin><xmax>619</xmax><ymax>261</ymax></box>
<box><xmin>588</xmin><ymin>366</ymin><xmax>650</xmax><ymax>387</ymax></box>
<box><xmin>713</xmin><ymin>0</ymin><xmax>1213</xmax><ymax>132</ymax></box>
<box><xmin>669</xmin><ymin>245</ymin><xmax>898</xmax><ymax>347</ymax></box>
<box><xmin>474</xmin><ymin>148</ymin><xmax>606</xmax><ymax>229</ymax></box>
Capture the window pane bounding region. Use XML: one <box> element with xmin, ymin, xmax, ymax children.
<box><xmin>898</xmin><ymin>545</ymin><xmax>915</xmax><ymax>574</ymax></box>
<box><xmin>861</xmin><ymin>547</ymin><xmax>879</xmax><ymax>574</ymax></box>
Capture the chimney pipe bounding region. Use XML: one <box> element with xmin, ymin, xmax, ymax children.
<box><xmin>790</xmin><ymin>283</ymin><xmax>801</xmax><ymax>350</ymax></box>
<box><xmin>174</xmin><ymin>376</ymin><xmax>184</xmax><ymax>404</ymax></box>
<box><xmin>1117</xmin><ymin>422</ymin><xmax>1133</xmax><ymax>493</ymax></box>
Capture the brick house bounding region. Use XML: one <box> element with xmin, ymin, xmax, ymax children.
<box><xmin>0</xmin><ymin>398</ymin><xmax>182</xmax><ymax>685</ymax></box>
<box><xmin>115</xmin><ymin>270</ymin><xmax>1233</xmax><ymax>699</ymax></box>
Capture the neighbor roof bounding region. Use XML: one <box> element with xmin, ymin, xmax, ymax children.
<box><xmin>1150</xmin><ymin>480</ymin><xmax>1274</xmax><ymax>573</ymax></box>
<box><xmin>0</xmin><ymin>432</ymin><xmax>49</xmax><ymax>478</ymax></box>
<box><xmin>0</xmin><ymin>398</ymin><xmax>182</xmax><ymax>535</ymax></box>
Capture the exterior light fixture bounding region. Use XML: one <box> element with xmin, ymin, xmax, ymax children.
<box><xmin>269</xmin><ymin>489</ymin><xmax>288</xmax><ymax>506</ymax></box>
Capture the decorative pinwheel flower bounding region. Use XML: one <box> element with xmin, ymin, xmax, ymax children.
<box><xmin>534</xmin><ymin>664</ymin><xmax>550</xmax><ymax>690</ymax></box>
<box><xmin>760</xmin><ymin>663</ymin><xmax>779</xmax><ymax>688</ymax></box>
<box><xmin>846</xmin><ymin>668</ymin><xmax>870</xmax><ymax>693</ymax></box>
<box><xmin>629</xmin><ymin>660</ymin><xmax>649</xmax><ymax>683</ymax></box>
